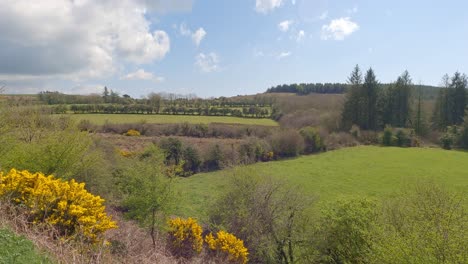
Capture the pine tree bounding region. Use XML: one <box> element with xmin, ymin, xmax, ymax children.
<box><xmin>362</xmin><ymin>68</ymin><xmax>379</xmax><ymax>130</ymax></box>
<box><xmin>103</xmin><ymin>86</ymin><xmax>109</xmax><ymax>103</ymax></box>
<box><xmin>394</xmin><ymin>70</ymin><xmax>413</xmax><ymax>127</ymax></box>
<box><xmin>341</xmin><ymin>65</ymin><xmax>363</xmax><ymax>129</ymax></box>
<box><xmin>452</xmin><ymin>72</ymin><xmax>467</xmax><ymax>124</ymax></box>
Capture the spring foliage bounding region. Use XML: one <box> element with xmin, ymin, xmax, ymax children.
<box><xmin>0</xmin><ymin>169</ymin><xmax>117</xmax><ymax>243</ymax></box>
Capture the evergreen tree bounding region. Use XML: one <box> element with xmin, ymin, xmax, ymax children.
<box><xmin>103</xmin><ymin>86</ymin><xmax>109</xmax><ymax>103</ymax></box>
<box><xmin>393</xmin><ymin>70</ymin><xmax>413</xmax><ymax>127</ymax></box>
<box><xmin>362</xmin><ymin>68</ymin><xmax>379</xmax><ymax>130</ymax></box>
<box><xmin>341</xmin><ymin>65</ymin><xmax>363</xmax><ymax>129</ymax></box>
<box><xmin>452</xmin><ymin>72</ymin><xmax>467</xmax><ymax>124</ymax></box>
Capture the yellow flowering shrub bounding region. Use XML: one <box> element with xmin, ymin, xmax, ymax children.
<box><xmin>124</xmin><ymin>129</ymin><xmax>141</xmax><ymax>136</ymax></box>
<box><xmin>205</xmin><ymin>231</ymin><xmax>249</xmax><ymax>264</ymax></box>
<box><xmin>167</xmin><ymin>217</ymin><xmax>203</xmax><ymax>258</ymax></box>
<box><xmin>0</xmin><ymin>169</ymin><xmax>117</xmax><ymax>243</ymax></box>
<box><xmin>117</xmin><ymin>149</ymin><xmax>134</xmax><ymax>158</ymax></box>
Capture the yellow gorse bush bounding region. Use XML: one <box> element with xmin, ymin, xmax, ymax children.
<box><xmin>0</xmin><ymin>169</ymin><xmax>117</xmax><ymax>243</ymax></box>
<box><xmin>167</xmin><ymin>217</ymin><xmax>203</xmax><ymax>256</ymax></box>
<box><xmin>125</xmin><ymin>129</ymin><xmax>141</xmax><ymax>136</ymax></box>
<box><xmin>205</xmin><ymin>231</ymin><xmax>249</xmax><ymax>264</ymax></box>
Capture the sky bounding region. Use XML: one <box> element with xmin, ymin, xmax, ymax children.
<box><xmin>1</xmin><ymin>0</ymin><xmax>467</xmax><ymax>98</ymax></box>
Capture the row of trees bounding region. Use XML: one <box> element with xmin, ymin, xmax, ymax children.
<box><xmin>69</xmin><ymin>104</ymin><xmax>270</xmax><ymax>118</ymax></box>
<box><xmin>341</xmin><ymin>65</ymin><xmax>467</xmax><ymax>134</ymax></box>
<box><xmin>266</xmin><ymin>83</ymin><xmax>349</xmax><ymax>94</ymax></box>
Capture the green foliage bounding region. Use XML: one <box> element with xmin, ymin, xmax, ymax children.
<box><xmin>0</xmin><ymin>228</ymin><xmax>52</xmax><ymax>264</ymax></box>
<box><xmin>115</xmin><ymin>145</ymin><xmax>174</xmax><ymax>246</ymax></box>
<box><xmin>299</xmin><ymin>126</ymin><xmax>323</xmax><ymax>153</ymax></box>
<box><xmin>208</xmin><ymin>171</ymin><xmax>312</xmax><ymax>263</ymax></box>
<box><xmin>432</xmin><ymin>73</ymin><xmax>467</xmax><ymax>129</ymax></box>
<box><xmin>381</xmin><ymin>126</ymin><xmax>395</xmax><ymax>146</ymax></box>
<box><xmin>317</xmin><ymin>197</ymin><xmax>378</xmax><ymax>264</ymax></box>
<box><xmin>204</xmin><ymin>144</ymin><xmax>224</xmax><ymax>171</ymax></box>
<box><xmin>159</xmin><ymin>137</ymin><xmax>183</xmax><ymax>165</ymax></box>
<box><xmin>374</xmin><ymin>182</ymin><xmax>467</xmax><ymax>263</ymax></box>
<box><xmin>182</xmin><ymin>145</ymin><xmax>202</xmax><ymax>174</ymax></box>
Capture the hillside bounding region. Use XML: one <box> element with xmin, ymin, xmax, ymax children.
<box><xmin>174</xmin><ymin>146</ymin><xmax>468</xmax><ymax>221</ymax></box>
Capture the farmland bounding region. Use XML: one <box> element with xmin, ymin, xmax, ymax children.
<box><xmin>173</xmin><ymin>146</ymin><xmax>468</xmax><ymax>221</ymax></box>
<box><xmin>62</xmin><ymin>113</ymin><xmax>279</xmax><ymax>126</ymax></box>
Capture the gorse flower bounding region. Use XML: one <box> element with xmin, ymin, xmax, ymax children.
<box><xmin>0</xmin><ymin>169</ymin><xmax>117</xmax><ymax>243</ymax></box>
<box><xmin>167</xmin><ymin>217</ymin><xmax>203</xmax><ymax>257</ymax></box>
<box><xmin>205</xmin><ymin>230</ymin><xmax>249</xmax><ymax>264</ymax></box>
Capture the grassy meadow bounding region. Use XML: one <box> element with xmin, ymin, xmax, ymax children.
<box><xmin>64</xmin><ymin>113</ymin><xmax>278</xmax><ymax>126</ymax></box>
<box><xmin>174</xmin><ymin>146</ymin><xmax>468</xmax><ymax>221</ymax></box>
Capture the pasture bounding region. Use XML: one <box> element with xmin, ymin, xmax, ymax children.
<box><xmin>174</xmin><ymin>146</ymin><xmax>468</xmax><ymax>221</ymax></box>
<box><xmin>64</xmin><ymin>113</ymin><xmax>279</xmax><ymax>126</ymax></box>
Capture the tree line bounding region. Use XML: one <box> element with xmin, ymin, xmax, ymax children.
<box><xmin>341</xmin><ymin>65</ymin><xmax>467</xmax><ymax>134</ymax></box>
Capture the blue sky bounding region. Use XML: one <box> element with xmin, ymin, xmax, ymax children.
<box><xmin>1</xmin><ymin>0</ymin><xmax>467</xmax><ymax>98</ymax></box>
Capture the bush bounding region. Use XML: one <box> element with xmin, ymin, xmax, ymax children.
<box><xmin>317</xmin><ymin>197</ymin><xmax>379</xmax><ymax>264</ymax></box>
<box><xmin>167</xmin><ymin>217</ymin><xmax>203</xmax><ymax>258</ymax></box>
<box><xmin>381</xmin><ymin>126</ymin><xmax>395</xmax><ymax>146</ymax></box>
<box><xmin>299</xmin><ymin>126</ymin><xmax>323</xmax><ymax>153</ymax></box>
<box><xmin>0</xmin><ymin>169</ymin><xmax>117</xmax><ymax>243</ymax></box>
<box><xmin>324</xmin><ymin>132</ymin><xmax>358</xmax><ymax>151</ymax></box>
<box><xmin>159</xmin><ymin>137</ymin><xmax>183</xmax><ymax>165</ymax></box>
<box><xmin>268</xmin><ymin>129</ymin><xmax>305</xmax><ymax>158</ymax></box>
<box><xmin>204</xmin><ymin>144</ymin><xmax>225</xmax><ymax>171</ymax></box>
<box><xmin>440</xmin><ymin>131</ymin><xmax>455</xmax><ymax>150</ymax></box>
<box><xmin>183</xmin><ymin>145</ymin><xmax>202</xmax><ymax>175</ymax></box>
<box><xmin>124</xmin><ymin>129</ymin><xmax>140</xmax><ymax>137</ymax></box>
<box><xmin>205</xmin><ymin>231</ymin><xmax>249</xmax><ymax>264</ymax></box>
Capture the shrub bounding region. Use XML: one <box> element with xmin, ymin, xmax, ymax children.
<box><xmin>317</xmin><ymin>197</ymin><xmax>379</xmax><ymax>264</ymax></box>
<box><xmin>124</xmin><ymin>129</ymin><xmax>140</xmax><ymax>137</ymax></box>
<box><xmin>350</xmin><ymin>124</ymin><xmax>361</xmax><ymax>138</ymax></box>
<box><xmin>440</xmin><ymin>131</ymin><xmax>455</xmax><ymax>150</ymax></box>
<box><xmin>205</xmin><ymin>231</ymin><xmax>249</xmax><ymax>264</ymax></box>
<box><xmin>395</xmin><ymin>129</ymin><xmax>411</xmax><ymax>147</ymax></box>
<box><xmin>183</xmin><ymin>145</ymin><xmax>202</xmax><ymax>175</ymax></box>
<box><xmin>268</xmin><ymin>129</ymin><xmax>304</xmax><ymax>158</ymax></box>
<box><xmin>0</xmin><ymin>169</ymin><xmax>117</xmax><ymax>243</ymax></box>
<box><xmin>299</xmin><ymin>126</ymin><xmax>323</xmax><ymax>153</ymax></box>
<box><xmin>167</xmin><ymin>217</ymin><xmax>203</xmax><ymax>258</ymax></box>
<box><xmin>159</xmin><ymin>137</ymin><xmax>183</xmax><ymax>165</ymax></box>
<box><xmin>381</xmin><ymin>126</ymin><xmax>395</xmax><ymax>146</ymax></box>
<box><xmin>204</xmin><ymin>144</ymin><xmax>225</xmax><ymax>171</ymax></box>
<box><xmin>324</xmin><ymin>132</ymin><xmax>358</xmax><ymax>151</ymax></box>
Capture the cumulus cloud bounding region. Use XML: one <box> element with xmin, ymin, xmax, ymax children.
<box><xmin>296</xmin><ymin>30</ymin><xmax>305</xmax><ymax>42</ymax></box>
<box><xmin>278</xmin><ymin>20</ymin><xmax>294</xmax><ymax>32</ymax></box>
<box><xmin>255</xmin><ymin>0</ymin><xmax>283</xmax><ymax>14</ymax></box>
<box><xmin>192</xmin><ymin>28</ymin><xmax>207</xmax><ymax>47</ymax></box>
<box><xmin>121</xmin><ymin>69</ymin><xmax>164</xmax><ymax>82</ymax></box>
<box><xmin>0</xmin><ymin>0</ymin><xmax>170</xmax><ymax>81</ymax></box>
<box><xmin>277</xmin><ymin>51</ymin><xmax>291</xmax><ymax>59</ymax></box>
<box><xmin>179</xmin><ymin>23</ymin><xmax>207</xmax><ymax>47</ymax></box>
<box><xmin>138</xmin><ymin>0</ymin><xmax>193</xmax><ymax>13</ymax></box>
<box><xmin>195</xmin><ymin>53</ymin><xmax>220</xmax><ymax>73</ymax></box>
<box><xmin>321</xmin><ymin>17</ymin><xmax>359</xmax><ymax>40</ymax></box>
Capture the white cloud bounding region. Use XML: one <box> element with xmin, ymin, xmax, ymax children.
<box><xmin>291</xmin><ymin>0</ymin><xmax>296</xmax><ymax>5</ymax></box>
<box><xmin>277</xmin><ymin>51</ymin><xmax>291</xmax><ymax>59</ymax></box>
<box><xmin>192</xmin><ymin>28</ymin><xmax>207</xmax><ymax>47</ymax></box>
<box><xmin>255</xmin><ymin>0</ymin><xmax>283</xmax><ymax>14</ymax></box>
<box><xmin>321</xmin><ymin>17</ymin><xmax>359</xmax><ymax>40</ymax></box>
<box><xmin>138</xmin><ymin>0</ymin><xmax>193</xmax><ymax>13</ymax></box>
<box><xmin>121</xmin><ymin>69</ymin><xmax>164</xmax><ymax>82</ymax></box>
<box><xmin>296</xmin><ymin>30</ymin><xmax>305</xmax><ymax>42</ymax></box>
<box><xmin>318</xmin><ymin>11</ymin><xmax>328</xmax><ymax>20</ymax></box>
<box><xmin>0</xmin><ymin>0</ymin><xmax>170</xmax><ymax>80</ymax></box>
<box><xmin>179</xmin><ymin>23</ymin><xmax>207</xmax><ymax>47</ymax></box>
<box><xmin>278</xmin><ymin>20</ymin><xmax>294</xmax><ymax>32</ymax></box>
<box><xmin>195</xmin><ymin>53</ymin><xmax>220</xmax><ymax>73</ymax></box>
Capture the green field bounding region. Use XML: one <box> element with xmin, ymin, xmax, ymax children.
<box><xmin>63</xmin><ymin>113</ymin><xmax>278</xmax><ymax>126</ymax></box>
<box><xmin>0</xmin><ymin>228</ymin><xmax>52</xmax><ymax>264</ymax></box>
<box><xmin>174</xmin><ymin>146</ymin><xmax>468</xmax><ymax>221</ymax></box>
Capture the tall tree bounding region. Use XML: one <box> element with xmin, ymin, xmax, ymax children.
<box><xmin>452</xmin><ymin>72</ymin><xmax>467</xmax><ymax>124</ymax></box>
<box><xmin>393</xmin><ymin>70</ymin><xmax>413</xmax><ymax>127</ymax></box>
<box><xmin>362</xmin><ymin>68</ymin><xmax>379</xmax><ymax>130</ymax></box>
<box><xmin>341</xmin><ymin>65</ymin><xmax>363</xmax><ymax>129</ymax></box>
<box><xmin>102</xmin><ymin>86</ymin><xmax>109</xmax><ymax>103</ymax></box>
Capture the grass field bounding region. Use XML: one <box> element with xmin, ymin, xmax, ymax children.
<box><xmin>63</xmin><ymin>113</ymin><xmax>278</xmax><ymax>126</ymax></box>
<box><xmin>0</xmin><ymin>228</ymin><xmax>52</xmax><ymax>264</ymax></box>
<box><xmin>173</xmin><ymin>146</ymin><xmax>468</xmax><ymax>221</ymax></box>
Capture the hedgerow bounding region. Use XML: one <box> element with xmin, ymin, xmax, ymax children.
<box><xmin>0</xmin><ymin>169</ymin><xmax>117</xmax><ymax>243</ymax></box>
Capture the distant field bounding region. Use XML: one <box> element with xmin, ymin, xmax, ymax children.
<box><xmin>63</xmin><ymin>113</ymin><xmax>278</xmax><ymax>126</ymax></box>
<box><xmin>173</xmin><ymin>146</ymin><xmax>468</xmax><ymax>221</ymax></box>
